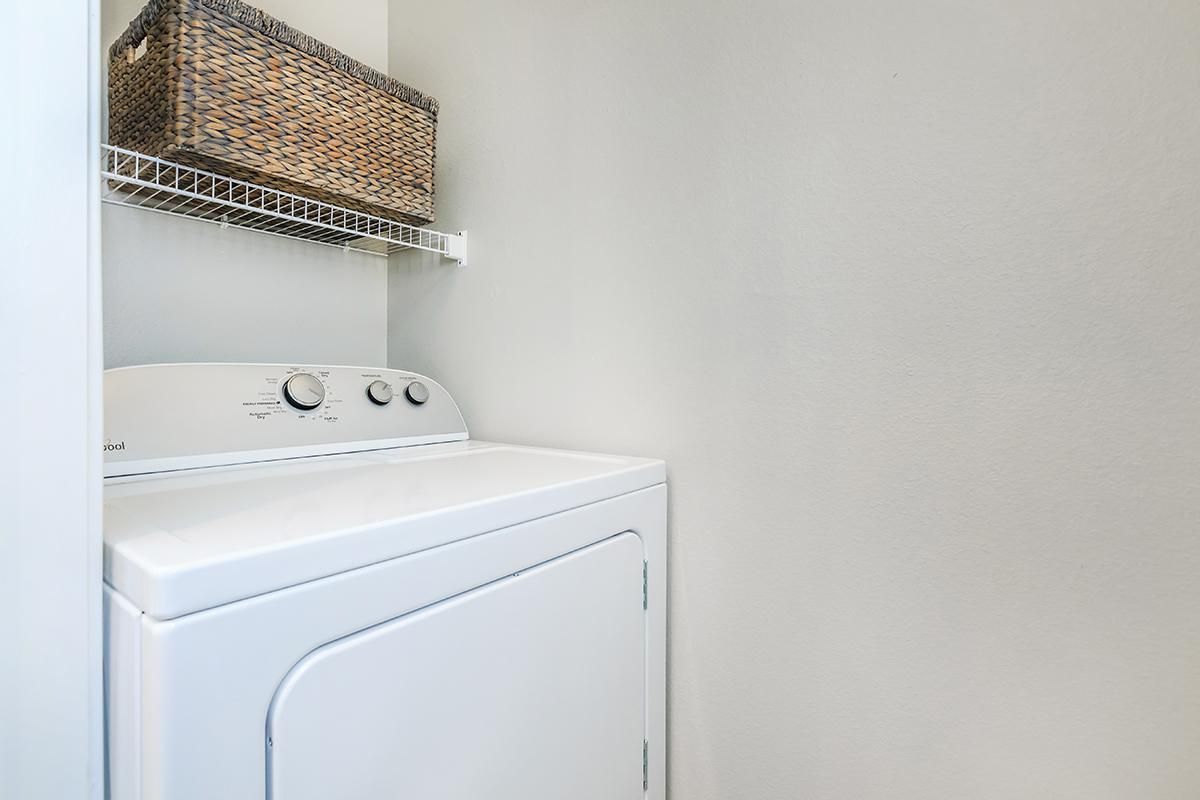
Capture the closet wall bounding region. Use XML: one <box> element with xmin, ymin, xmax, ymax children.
<box><xmin>386</xmin><ymin>2</ymin><xmax>1200</xmax><ymax>798</ymax></box>
<box><xmin>100</xmin><ymin>0</ymin><xmax>390</xmax><ymax>368</ymax></box>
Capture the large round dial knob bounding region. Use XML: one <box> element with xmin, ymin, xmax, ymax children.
<box><xmin>366</xmin><ymin>380</ymin><xmax>394</xmax><ymax>406</ymax></box>
<box><xmin>282</xmin><ymin>372</ymin><xmax>325</xmax><ymax>410</ymax></box>
<box><xmin>405</xmin><ymin>381</ymin><xmax>430</xmax><ymax>405</ymax></box>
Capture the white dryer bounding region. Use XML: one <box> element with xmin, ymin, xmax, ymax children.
<box><xmin>102</xmin><ymin>363</ymin><xmax>666</xmax><ymax>800</ymax></box>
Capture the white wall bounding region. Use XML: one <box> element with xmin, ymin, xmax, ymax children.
<box><xmin>387</xmin><ymin>2</ymin><xmax>1200</xmax><ymax>797</ymax></box>
<box><xmin>101</xmin><ymin>0</ymin><xmax>390</xmax><ymax>368</ymax></box>
<box><xmin>0</xmin><ymin>0</ymin><xmax>103</xmax><ymax>796</ymax></box>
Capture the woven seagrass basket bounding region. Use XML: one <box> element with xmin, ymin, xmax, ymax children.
<box><xmin>108</xmin><ymin>0</ymin><xmax>438</xmax><ymax>225</ymax></box>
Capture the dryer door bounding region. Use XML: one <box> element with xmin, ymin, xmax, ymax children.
<box><xmin>266</xmin><ymin>532</ymin><xmax>646</xmax><ymax>800</ymax></box>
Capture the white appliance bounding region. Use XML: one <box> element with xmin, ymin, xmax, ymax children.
<box><xmin>102</xmin><ymin>363</ymin><xmax>666</xmax><ymax>800</ymax></box>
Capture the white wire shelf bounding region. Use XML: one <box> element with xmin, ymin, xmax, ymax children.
<box><xmin>100</xmin><ymin>144</ymin><xmax>467</xmax><ymax>265</ymax></box>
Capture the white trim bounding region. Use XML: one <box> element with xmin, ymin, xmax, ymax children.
<box><xmin>87</xmin><ymin>0</ymin><xmax>106</xmax><ymax>793</ymax></box>
<box><xmin>0</xmin><ymin>0</ymin><xmax>103</xmax><ymax>795</ymax></box>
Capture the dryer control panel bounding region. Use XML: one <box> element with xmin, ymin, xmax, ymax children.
<box><xmin>103</xmin><ymin>364</ymin><xmax>468</xmax><ymax>477</ymax></box>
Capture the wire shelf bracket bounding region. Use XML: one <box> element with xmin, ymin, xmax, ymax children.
<box><xmin>100</xmin><ymin>144</ymin><xmax>468</xmax><ymax>266</ymax></box>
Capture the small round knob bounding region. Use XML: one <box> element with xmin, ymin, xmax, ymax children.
<box><xmin>366</xmin><ymin>380</ymin><xmax>394</xmax><ymax>406</ymax></box>
<box><xmin>405</xmin><ymin>381</ymin><xmax>430</xmax><ymax>405</ymax></box>
<box><xmin>282</xmin><ymin>372</ymin><xmax>325</xmax><ymax>411</ymax></box>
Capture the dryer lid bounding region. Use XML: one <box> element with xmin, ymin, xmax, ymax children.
<box><xmin>103</xmin><ymin>440</ymin><xmax>665</xmax><ymax>620</ymax></box>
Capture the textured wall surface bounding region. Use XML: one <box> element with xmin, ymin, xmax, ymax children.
<box><xmin>101</xmin><ymin>0</ymin><xmax>389</xmax><ymax>368</ymax></box>
<box><xmin>388</xmin><ymin>1</ymin><xmax>1200</xmax><ymax>797</ymax></box>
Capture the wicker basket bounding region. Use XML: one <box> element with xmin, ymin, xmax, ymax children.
<box><xmin>109</xmin><ymin>0</ymin><xmax>438</xmax><ymax>225</ymax></box>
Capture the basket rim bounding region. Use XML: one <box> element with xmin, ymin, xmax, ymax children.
<box><xmin>109</xmin><ymin>0</ymin><xmax>439</xmax><ymax>116</ymax></box>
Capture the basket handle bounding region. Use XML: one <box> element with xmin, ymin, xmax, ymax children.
<box><xmin>125</xmin><ymin>37</ymin><xmax>148</xmax><ymax>64</ymax></box>
<box><xmin>109</xmin><ymin>0</ymin><xmax>165</xmax><ymax>62</ymax></box>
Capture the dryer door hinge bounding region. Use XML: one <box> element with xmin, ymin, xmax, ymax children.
<box><xmin>642</xmin><ymin>739</ymin><xmax>649</xmax><ymax>791</ymax></box>
<box><xmin>642</xmin><ymin>561</ymin><xmax>648</xmax><ymax>610</ymax></box>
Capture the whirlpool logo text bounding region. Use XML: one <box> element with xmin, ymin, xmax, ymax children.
<box><xmin>104</xmin><ymin>440</ymin><xmax>126</xmax><ymax>452</ymax></box>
